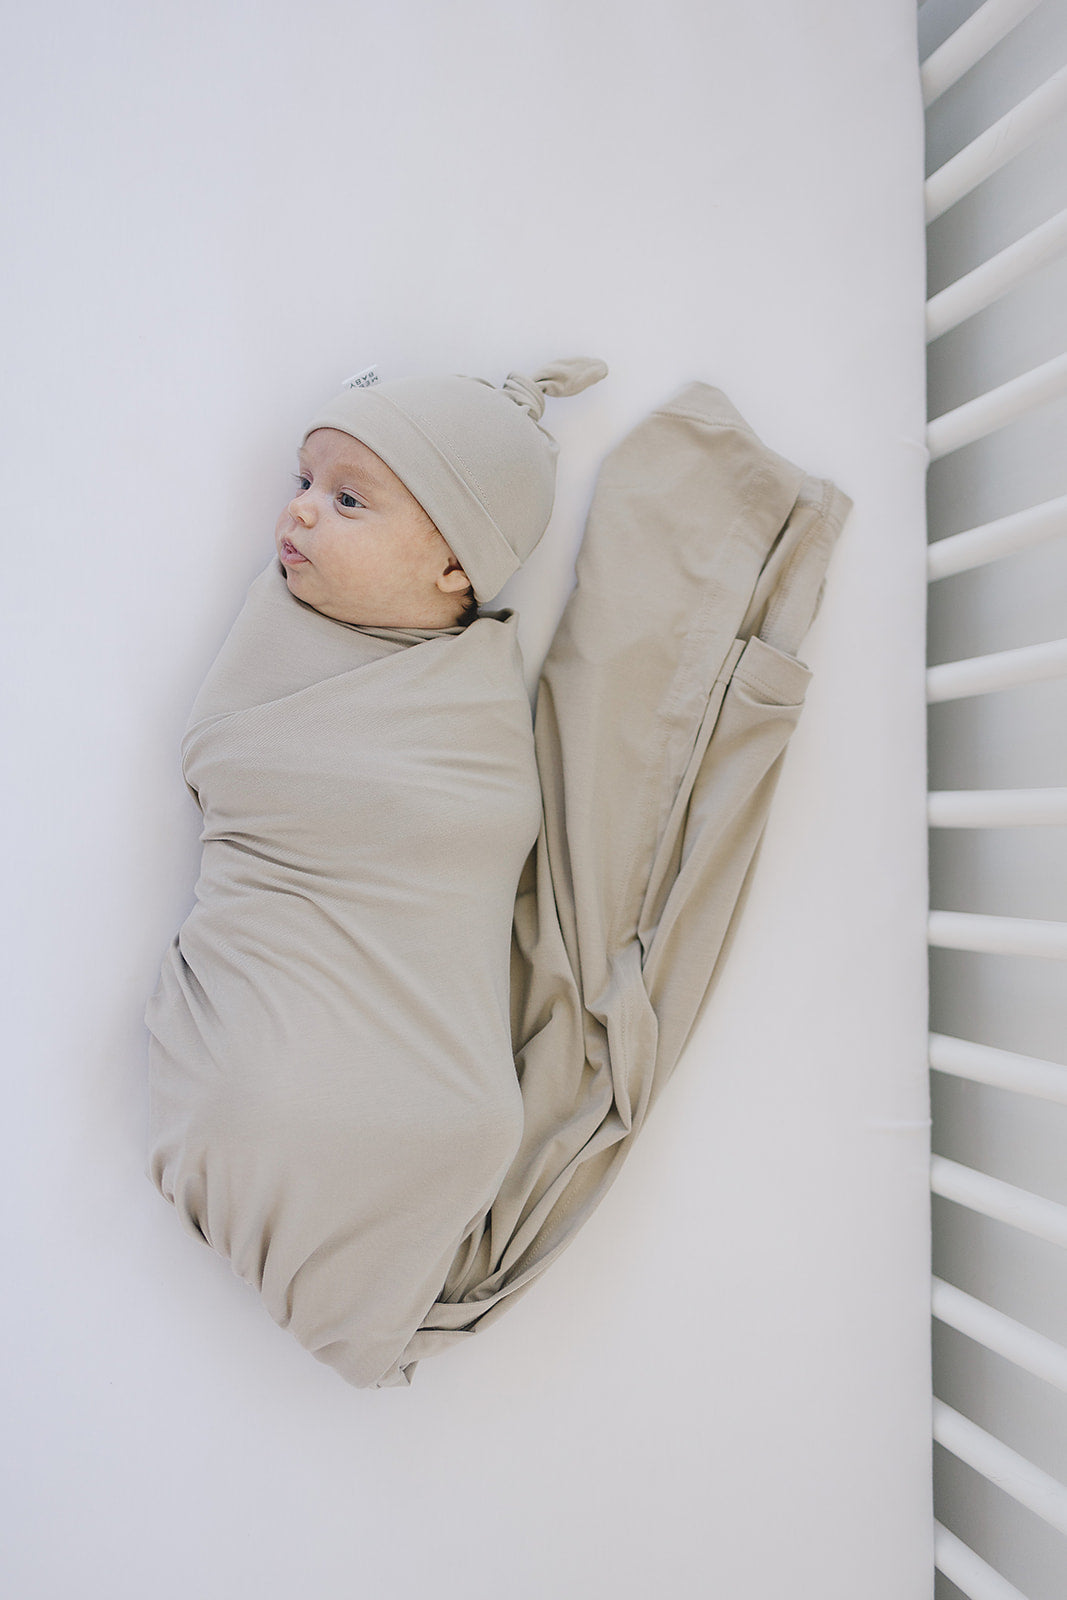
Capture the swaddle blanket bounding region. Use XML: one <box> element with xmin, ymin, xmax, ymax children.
<box><xmin>147</xmin><ymin>381</ymin><xmax>851</xmax><ymax>1388</ymax></box>
<box><xmin>146</xmin><ymin>573</ymin><xmax>541</xmax><ymax>1387</ymax></box>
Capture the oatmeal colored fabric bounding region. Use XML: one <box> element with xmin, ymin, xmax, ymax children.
<box><xmin>145</xmin><ymin>380</ymin><xmax>851</xmax><ymax>1389</ymax></box>
<box><xmin>145</xmin><ymin>575</ymin><xmax>542</xmax><ymax>1388</ymax></box>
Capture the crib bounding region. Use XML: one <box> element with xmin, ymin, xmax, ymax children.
<box><xmin>3</xmin><ymin>1</ymin><xmax>1065</xmax><ymax>1596</ymax></box>
<box><xmin>923</xmin><ymin>3</ymin><xmax>1067</xmax><ymax>1597</ymax></box>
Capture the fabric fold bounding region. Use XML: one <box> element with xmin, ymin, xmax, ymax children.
<box><xmin>384</xmin><ymin>385</ymin><xmax>851</xmax><ymax>1383</ymax></box>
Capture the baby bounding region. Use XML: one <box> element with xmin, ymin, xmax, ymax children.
<box><xmin>146</xmin><ymin>358</ymin><xmax>849</xmax><ymax>1390</ymax></box>
<box><xmin>145</xmin><ymin>357</ymin><xmax>609</xmax><ymax>1388</ymax></box>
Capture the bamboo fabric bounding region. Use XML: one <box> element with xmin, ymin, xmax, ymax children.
<box><xmin>146</xmin><ymin>381</ymin><xmax>851</xmax><ymax>1388</ymax></box>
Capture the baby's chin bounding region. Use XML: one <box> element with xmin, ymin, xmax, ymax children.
<box><xmin>278</xmin><ymin>565</ymin><xmax>449</xmax><ymax>628</ymax></box>
<box><xmin>279</xmin><ymin>568</ymin><xmax>366</xmax><ymax>624</ymax></box>
<box><xmin>278</xmin><ymin>557</ymin><xmax>321</xmax><ymax>606</ymax></box>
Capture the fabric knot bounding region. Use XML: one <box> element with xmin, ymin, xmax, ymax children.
<box><xmin>502</xmin><ymin>356</ymin><xmax>609</xmax><ymax>420</ymax></box>
<box><xmin>501</xmin><ymin>370</ymin><xmax>548</xmax><ymax>421</ymax></box>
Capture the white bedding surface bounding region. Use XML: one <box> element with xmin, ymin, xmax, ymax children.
<box><xmin>3</xmin><ymin>3</ymin><xmax>930</xmax><ymax>1597</ymax></box>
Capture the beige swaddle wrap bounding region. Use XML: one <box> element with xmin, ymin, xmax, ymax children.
<box><xmin>147</xmin><ymin>381</ymin><xmax>851</xmax><ymax>1388</ymax></box>
<box><xmin>146</xmin><ymin>570</ymin><xmax>541</xmax><ymax>1387</ymax></box>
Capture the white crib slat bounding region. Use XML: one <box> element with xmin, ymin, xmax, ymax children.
<box><xmin>931</xmin><ymin>1156</ymin><xmax>1067</xmax><ymax>1247</ymax></box>
<box><xmin>921</xmin><ymin>0</ymin><xmax>1045</xmax><ymax>107</ymax></box>
<box><xmin>926</xmin><ymin>637</ymin><xmax>1067</xmax><ymax>700</ymax></box>
<box><xmin>927</xmin><ymin>351</ymin><xmax>1067</xmax><ymax>459</ymax></box>
<box><xmin>927</xmin><ymin>494</ymin><xmax>1067</xmax><ymax>578</ymax></box>
<box><xmin>932</xmin><ymin>1278</ymin><xmax>1067</xmax><ymax>1392</ymax></box>
<box><xmin>927</xmin><ymin>788</ymin><xmax>1067</xmax><ymax>825</ymax></box>
<box><xmin>925</xmin><ymin>63</ymin><xmax>1067</xmax><ymax>222</ymax></box>
<box><xmin>934</xmin><ymin>1522</ymin><xmax>1034</xmax><ymax>1600</ymax></box>
<box><xmin>927</xmin><ymin>208</ymin><xmax>1067</xmax><ymax>340</ymax></box>
<box><xmin>929</xmin><ymin>911</ymin><xmax>1067</xmax><ymax>959</ymax></box>
<box><xmin>930</xmin><ymin>1033</ymin><xmax>1067</xmax><ymax>1102</ymax></box>
<box><xmin>933</xmin><ymin>1401</ymin><xmax>1067</xmax><ymax>1535</ymax></box>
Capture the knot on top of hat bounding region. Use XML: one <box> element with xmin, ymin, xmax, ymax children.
<box><xmin>501</xmin><ymin>356</ymin><xmax>609</xmax><ymax>421</ymax></box>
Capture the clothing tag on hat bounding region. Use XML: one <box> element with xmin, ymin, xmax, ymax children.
<box><xmin>342</xmin><ymin>365</ymin><xmax>380</xmax><ymax>389</ymax></box>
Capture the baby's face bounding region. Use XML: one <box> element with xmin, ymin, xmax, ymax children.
<box><xmin>275</xmin><ymin>428</ymin><xmax>470</xmax><ymax>627</ymax></box>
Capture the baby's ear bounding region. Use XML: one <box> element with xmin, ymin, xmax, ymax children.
<box><xmin>436</xmin><ymin>556</ymin><xmax>470</xmax><ymax>595</ymax></box>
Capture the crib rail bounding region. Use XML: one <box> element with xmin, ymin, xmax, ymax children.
<box><xmin>926</xmin><ymin>208</ymin><xmax>1067</xmax><ymax>338</ymax></box>
<box><xmin>921</xmin><ymin>0</ymin><xmax>1067</xmax><ymax>1596</ymax></box>
<box><xmin>926</xmin><ymin>494</ymin><xmax>1067</xmax><ymax>577</ymax></box>
<box><xmin>929</xmin><ymin>1033</ymin><xmax>1067</xmax><ymax>1099</ymax></box>
<box><xmin>928</xmin><ymin>911</ymin><xmax>1067</xmax><ymax>958</ymax></box>
<box><xmin>926</xmin><ymin>350</ymin><xmax>1067</xmax><ymax>457</ymax></box>
<box><xmin>934</xmin><ymin>1523</ymin><xmax>1032</xmax><ymax>1600</ymax></box>
<box><xmin>926</xmin><ymin>636</ymin><xmax>1067</xmax><ymax>699</ymax></box>
<box><xmin>928</xmin><ymin>788</ymin><xmax>1067</xmax><ymax>824</ymax></box>
<box><xmin>924</xmin><ymin>61</ymin><xmax>1067</xmax><ymax>220</ymax></box>
<box><xmin>922</xmin><ymin>0</ymin><xmax>1045</xmax><ymax>106</ymax></box>
<box><xmin>934</xmin><ymin>1402</ymin><xmax>1067</xmax><ymax>1537</ymax></box>
<box><xmin>933</xmin><ymin>1279</ymin><xmax>1067</xmax><ymax>1390</ymax></box>
<box><xmin>932</xmin><ymin>1158</ymin><xmax>1067</xmax><ymax>1248</ymax></box>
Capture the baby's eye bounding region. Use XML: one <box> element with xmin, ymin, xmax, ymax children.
<box><xmin>291</xmin><ymin>472</ymin><xmax>311</xmax><ymax>493</ymax></box>
<box><xmin>338</xmin><ymin>491</ymin><xmax>364</xmax><ymax>510</ymax></box>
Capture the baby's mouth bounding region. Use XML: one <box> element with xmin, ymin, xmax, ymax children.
<box><xmin>280</xmin><ymin>538</ymin><xmax>309</xmax><ymax>565</ymax></box>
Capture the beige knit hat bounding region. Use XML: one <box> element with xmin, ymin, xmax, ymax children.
<box><xmin>301</xmin><ymin>356</ymin><xmax>609</xmax><ymax>601</ymax></box>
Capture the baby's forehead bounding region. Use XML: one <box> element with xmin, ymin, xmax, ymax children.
<box><xmin>301</xmin><ymin>428</ymin><xmax>384</xmax><ymax>481</ymax></box>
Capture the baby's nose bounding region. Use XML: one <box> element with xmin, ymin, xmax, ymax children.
<box><xmin>288</xmin><ymin>491</ymin><xmax>315</xmax><ymax>525</ymax></box>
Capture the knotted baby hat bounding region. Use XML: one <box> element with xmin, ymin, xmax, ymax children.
<box><xmin>301</xmin><ymin>356</ymin><xmax>609</xmax><ymax>601</ymax></box>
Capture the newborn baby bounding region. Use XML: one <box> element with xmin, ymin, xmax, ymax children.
<box><xmin>147</xmin><ymin>359</ymin><xmax>851</xmax><ymax>1389</ymax></box>
<box><xmin>146</xmin><ymin>358</ymin><xmax>608</xmax><ymax>1387</ymax></box>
